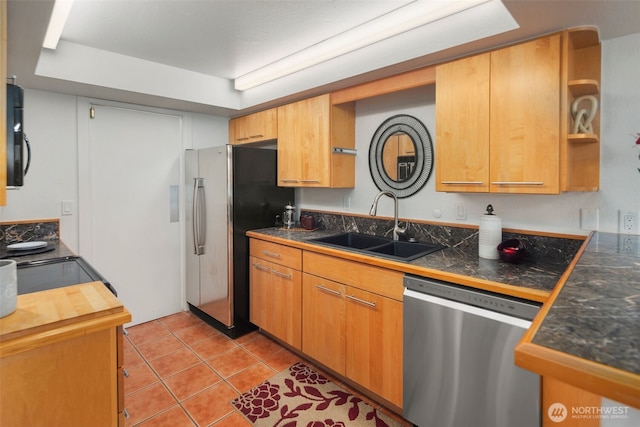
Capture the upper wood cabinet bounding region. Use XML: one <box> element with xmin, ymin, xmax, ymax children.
<box><xmin>229</xmin><ymin>108</ymin><xmax>277</xmax><ymax>145</ymax></box>
<box><xmin>277</xmin><ymin>94</ymin><xmax>355</xmax><ymax>188</ymax></box>
<box><xmin>436</xmin><ymin>29</ymin><xmax>600</xmax><ymax>194</ymax></box>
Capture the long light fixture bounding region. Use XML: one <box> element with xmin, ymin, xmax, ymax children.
<box><xmin>43</xmin><ymin>0</ymin><xmax>75</xmax><ymax>50</ymax></box>
<box><xmin>234</xmin><ymin>0</ymin><xmax>490</xmax><ymax>91</ymax></box>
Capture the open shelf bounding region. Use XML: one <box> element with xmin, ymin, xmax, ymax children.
<box><xmin>568</xmin><ymin>133</ymin><xmax>599</xmax><ymax>143</ymax></box>
<box><xmin>569</xmin><ymin>79</ymin><xmax>599</xmax><ymax>96</ymax></box>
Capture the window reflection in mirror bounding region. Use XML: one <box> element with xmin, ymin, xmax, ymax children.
<box><xmin>381</xmin><ymin>132</ymin><xmax>416</xmax><ymax>182</ymax></box>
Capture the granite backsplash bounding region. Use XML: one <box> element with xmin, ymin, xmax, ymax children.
<box><xmin>0</xmin><ymin>221</ymin><xmax>60</xmax><ymax>244</ymax></box>
<box><xmin>300</xmin><ymin>210</ymin><xmax>584</xmax><ymax>266</ymax></box>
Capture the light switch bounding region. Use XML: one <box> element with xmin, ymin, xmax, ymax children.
<box><xmin>580</xmin><ymin>208</ymin><xmax>598</xmax><ymax>230</ymax></box>
<box><xmin>62</xmin><ymin>200</ymin><xmax>74</xmax><ymax>216</ymax></box>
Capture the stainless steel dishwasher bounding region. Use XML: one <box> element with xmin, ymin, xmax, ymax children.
<box><xmin>403</xmin><ymin>274</ymin><xmax>541</xmax><ymax>427</ymax></box>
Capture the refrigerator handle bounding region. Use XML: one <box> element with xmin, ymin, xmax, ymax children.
<box><xmin>193</xmin><ymin>178</ymin><xmax>206</xmax><ymax>255</ymax></box>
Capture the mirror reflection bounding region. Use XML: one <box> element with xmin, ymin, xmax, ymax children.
<box><xmin>381</xmin><ymin>132</ymin><xmax>416</xmax><ymax>182</ymax></box>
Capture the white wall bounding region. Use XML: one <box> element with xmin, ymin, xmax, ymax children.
<box><xmin>0</xmin><ymin>90</ymin><xmax>228</xmax><ymax>253</ymax></box>
<box><xmin>299</xmin><ymin>32</ymin><xmax>640</xmax><ymax>236</ymax></box>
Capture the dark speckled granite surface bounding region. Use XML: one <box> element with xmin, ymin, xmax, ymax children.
<box><xmin>254</xmin><ymin>210</ymin><xmax>585</xmax><ymax>295</ymax></box>
<box><xmin>0</xmin><ymin>221</ymin><xmax>75</xmax><ymax>263</ymax></box>
<box><xmin>532</xmin><ymin>232</ymin><xmax>640</xmax><ymax>375</ymax></box>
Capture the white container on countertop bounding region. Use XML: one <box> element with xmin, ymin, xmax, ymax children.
<box><xmin>479</xmin><ymin>204</ymin><xmax>502</xmax><ymax>260</ymax></box>
<box><xmin>0</xmin><ymin>259</ymin><xmax>17</xmax><ymax>318</ymax></box>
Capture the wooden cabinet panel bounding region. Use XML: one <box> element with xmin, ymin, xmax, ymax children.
<box><xmin>277</xmin><ymin>94</ymin><xmax>355</xmax><ymax>188</ymax></box>
<box><xmin>302</xmin><ymin>273</ymin><xmax>346</xmax><ymax>375</ymax></box>
<box><xmin>345</xmin><ymin>286</ymin><xmax>403</xmax><ymax>408</ymax></box>
<box><xmin>249</xmin><ymin>240</ymin><xmax>302</xmax><ymax>350</ymax></box>
<box><xmin>229</xmin><ymin>108</ymin><xmax>277</xmax><ymax>145</ymax></box>
<box><xmin>489</xmin><ymin>34</ymin><xmax>561</xmax><ymax>194</ymax></box>
<box><xmin>542</xmin><ymin>376</ymin><xmax>601</xmax><ymax>427</ymax></box>
<box><xmin>436</xmin><ymin>52</ymin><xmax>490</xmax><ymax>192</ymax></box>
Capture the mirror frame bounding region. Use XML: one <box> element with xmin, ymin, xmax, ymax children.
<box><xmin>368</xmin><ymin>114</ymin><xmax>434</xmax><ymax>198</ymax></box>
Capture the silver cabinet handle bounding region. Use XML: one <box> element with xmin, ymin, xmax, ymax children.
<box><xmin>346</xmin><ymin>294</ymin><xmax>376</xmax><ymax>307</ymax></box>
<box><xmin>491</xmin><ymin>181</ymin><xmax>544</xmax><ymax>185</ymax></box>
<box><xmin>300</xmin><ymin>180</ymin><xmax>321</xmax><ymax>183</ymax></box>
<box><xmin>315</xmin><ymin>285</ymin><xmax>341</xmax><ymax>296</ymax></box>
<box><xmin>124</xmin><ymin>408</ymin><xmax>130</xmax><ymax>419</ymax></box>
<box><xmin>280</xmin><ymin>179</ymin><xmax>299</xmax><ymax>183</ymax></box>
<box><xmin>123</xmin><ymin>368</ymin><xmax>129</xmax><ymax>378</ymax></box>
<box><xmin>261</xmin><ymin>250</ymin><xmax>281</xmax><ymax>259</ymax></box>
<box><xmin>440</xmin><ymin>181</ymin><xmax>484</xmax><ymax>185</ymax></box>
<box><xmin>251</xmin><ymin>262</ymin><xmax>270</xmax><ymax>272</ymax></box>
<box><xmin>249</xmin><ymin>134</ymin><xmax>264</xmax><ymax>139</ymax></box>
<box><xmin>272</xmin><ymin>270</ymin><xmax>292</xmax><ymax>280</ymax></box>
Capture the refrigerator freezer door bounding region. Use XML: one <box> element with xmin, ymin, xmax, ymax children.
<box><xmin>185</xmin><ymin>147</ymin><xmax>233</xmax><ymax>327</ymax></box>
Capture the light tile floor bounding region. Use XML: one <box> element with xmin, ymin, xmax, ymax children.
<box><xmin>123</xmin><ymin>311</ymin><xmax>410</xmax><ymax>427</ymax></box>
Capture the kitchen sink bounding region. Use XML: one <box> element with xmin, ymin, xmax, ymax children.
<box><xmin>366</xmin><ymin>241</ymin><xmax>445</xmax><ymax>261</ymax></box>
<box><xmin>309</xmin><ymin>232</ymin><xmax>389</xmax><ymax>250</ymax></box>
<box><xmin>308</xmin><ymin>232</ymin><xmax>445</xmax><ymax>262</ymax></box>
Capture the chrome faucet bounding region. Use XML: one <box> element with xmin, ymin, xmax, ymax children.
<box><xmin>369</xmin><ymin>190</ymin><xmax>406</xmax><ymax>241</ymax></box>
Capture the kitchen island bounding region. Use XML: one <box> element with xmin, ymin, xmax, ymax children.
<box><xmin>0</xmin><ymin>279</ymin><xmax>131</xmax><ymax>426</ymax></box>
<box><xmin>247</xmin><ymin>226</ymin><xmax>639</xmax><ymax>411</ymax></box>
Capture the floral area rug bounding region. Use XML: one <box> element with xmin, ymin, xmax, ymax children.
<box><xmin>231</xmin><ymin>362</ymin><xmax>402</xmax><ymax>427</ymax></box>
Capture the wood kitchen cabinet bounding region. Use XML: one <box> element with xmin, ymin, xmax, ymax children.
<box><xmin>302</xmin><ymin>251</ymin><xmax>404</xmax><ymax>407</ymax></box>
<box><xmin>277</xmin><ymin>94</ymin><xmax>355</xmax><ymax>188</ymax></box>
<box><xmin>0</xmin><ymin>283</ymin><xmax>131</xmax><ymax>427</ymax></box>
<box><xmin>229</xmin><ymin>108</ymin><xmax>277</xmax><ymax>145</ymax></box>
<box><xmin>436</xmin><ymin>29</ymin><xmax>600</xmax><ymax>194</ymax></box>
<box><xmin>249</xmin><ymin>239</ymin><xmax>302</xmax><ymax>350</ymax></box>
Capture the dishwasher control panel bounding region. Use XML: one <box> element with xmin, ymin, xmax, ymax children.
<box><xmin>404</xmin><ymin>274</ymin><xmax>540</xmax><ymax>320</ymax></box>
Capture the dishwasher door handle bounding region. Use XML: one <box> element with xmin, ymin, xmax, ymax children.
<box><xmin>404</xmin><ymin>289</ymin><xmax>532</xmax><ymax>329</ymax></box>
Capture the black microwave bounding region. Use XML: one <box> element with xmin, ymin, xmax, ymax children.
<box><xmin>6</xmin><ymin>83</ymin><xmax>30</xmax><ymax>187</ymax></box>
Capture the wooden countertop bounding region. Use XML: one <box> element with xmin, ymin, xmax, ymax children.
<box><xmin>0</xmin><ymin>282</ymin><xmax>131</xmax><ymax>357</ymax></box>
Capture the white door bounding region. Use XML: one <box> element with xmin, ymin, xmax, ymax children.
<box><xmin>79</xmin><ymin>103</ymin><xmax>182</xmax><ymax>326</ymax></box>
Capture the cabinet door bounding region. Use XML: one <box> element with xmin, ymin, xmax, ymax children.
<box><xmin>489</xmin><ymin>35</ymin><xmax>561</xmax><ymax>194</ymax></box>
<box><xmin>278</xmin><ymin>95</ymin><xmax>331</xmax><ymax>187</ymax></box>
<box><xmin>435</xmin><ymin>53</ymin><xmax>491</xmax><ymax>192</ymax></box>
<box><xmin>249</xmin><ymin>256</ymin><xmax>271</xmax><ymax>330</ymax></box>
<box><xmin>230</xmin><ymin>109</ymin><xmax>277</xmax><ymax>145</ymax></box>
<box><xmin>302</xmin><ymin>273</ymin><xmax>346</xmax><ymax>375</ymax></box>
<box><xmin>270</xmin><ymin>263</ymin><xmax>302</xmax><ymax>350</ymax></box>
<box><xmin>345</xmin><ymin>287</ymin><xmax>403</xmax><ymax>408</ymax></box>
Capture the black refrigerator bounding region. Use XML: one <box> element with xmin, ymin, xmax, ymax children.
<box><xmin>185</xmin><ymin>145</ymin><xmax>294</xmax><ymax>338</ymax></box>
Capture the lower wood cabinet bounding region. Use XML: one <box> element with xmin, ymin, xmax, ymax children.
<box><xmin>249</xmin><ymin>239</ymin><xmax>302</xmax><ymax>350</ymax></box>
<box><xmin>302</xmin><ymin>251</ymin><xmax>404</xmax><ymax>408</ymax></box>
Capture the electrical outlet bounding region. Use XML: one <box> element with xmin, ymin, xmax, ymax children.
<box><xmin>618</xmin><ymin>210</ymin><xmax>640</xmax><ymax>235</ymax></box>
<box><xmin>618</xmin><ymin>235</ymin><xmax>640</xmax><ymax>254</ymax></box>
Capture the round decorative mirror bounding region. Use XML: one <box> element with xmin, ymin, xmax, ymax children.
<box><xmin>368</xmin><ymin>114</ymin><xmax>434</xmax><ymax>198</ymax></box>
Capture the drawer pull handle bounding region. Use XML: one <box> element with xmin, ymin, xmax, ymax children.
<box><xmin>249</xmin><ymin>134</ymin><xmax>264</xmax><ymax>138</ymax></box>
<box><xmin>124</xmin><ymin>408</ymin><xmax>130</xmax><ymax>419</ymax></box>
<box><xmin>316</xmin><ymin>285</ymin><xmax>341</xmax><ymax>296</ymax></box>
<box><xmin>300</xmin><ymin>180</ymin><xmax>321</xmax><ymax>183</ymax></box>
<box><xmin>251</xmin><ymin>263</ymin><xmax>270</xmax><ymax>272</ymax></box>
<box><xmin>491</xmin><ymin>181</ymin><xmax>543</xmax><ymax>185</ymax></box>
<box><xmin>272</xmin><ymin>270</ymin><xmax>292</xmax><ymax>280</ymax></box>
<box><xmin>262</xmin><ymin>250</ymin><xmax>281</xmax><ymax>258</ymax></box>
<box><xmin>123</xmin><ymin>368</ymin><xmax>129</xmax><ymax>378</ymax></box>
<box><xmin>280</xmin><ymin>179</ymin><xmax>299</xmax><ymax>183</ymax></box>
<box><xmin>441</xmin><ymin>181</ymin><xmax>483</xmax><ymax>185</ymax></box>
<box><xmin>346</xmin><ymin>294</ymin><xmax>376</xmax><ymax>307</ymax></box>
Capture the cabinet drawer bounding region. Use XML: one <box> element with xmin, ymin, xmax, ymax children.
<box><xmin>251</xmin><ymin>239</ymin><xmax>302</xmax><ymax>270</ymax></box>
<box><xmin>303</xmin><ymin>251</ymin><xmax>403</xmax><ymax>301</ymax></box>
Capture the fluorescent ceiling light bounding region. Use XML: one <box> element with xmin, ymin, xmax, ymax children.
<box><xmin>43</xmin><ymin>0</ymin><xmax>75</xmax><ymax>50</ymax></box>
<box><xmin>234</xmin><ymin>0</ymin><xmax>491</xmax><ymax>91</ymax></box>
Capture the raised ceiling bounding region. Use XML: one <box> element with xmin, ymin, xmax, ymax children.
<box><xmin>6</xmin><ymin>0</ymin><xmax>640</xmax><ymax>116</ymax></box>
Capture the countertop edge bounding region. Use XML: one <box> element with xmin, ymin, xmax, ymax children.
<box><xmin>515</xmin><ymin>232</ymin><xmax>640</xmax><ymax>409</ymax></box>
<box><xmin>246</xmin><ymin>230</ymin><xmax>551</xmax><ymax>303</ymax></box>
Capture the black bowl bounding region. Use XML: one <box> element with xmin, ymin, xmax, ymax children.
<box><xmin>497</xmin><ymin>239</ymin><xmax>526</xmax><ymax>263</ymax></box>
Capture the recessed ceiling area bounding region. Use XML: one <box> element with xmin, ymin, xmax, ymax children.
<box><xmin>6</xmin><ymin>0</ymin><xmax>640</xmax><ymax>116</ymax></box>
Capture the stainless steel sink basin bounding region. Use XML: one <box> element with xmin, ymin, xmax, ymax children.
<box><xmin>366</xmin><ymin>241</ymin><xmax>445</xmax><ymax>261</ymax></box>
<box><xmin>308</xmin><ymin>232</ymin><xmax>445</xmax><ymax>262</ymax></box>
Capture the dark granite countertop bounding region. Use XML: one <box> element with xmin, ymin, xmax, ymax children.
<box><xmin>248</xmin><ymin>226</ymin><xmax>578</xmax><ymax>300</ymax></box>
<box><xmin>531</xmin><ymin>232</ymin><xmax>640</xmax><ymax>376</ymax></box>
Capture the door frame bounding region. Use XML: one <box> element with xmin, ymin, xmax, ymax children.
<box><xmin>76</xmin><ymin>97</ymin><xmax>193</xmax><ymax>312</ymax></box>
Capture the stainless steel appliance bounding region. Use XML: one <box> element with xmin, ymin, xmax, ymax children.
<box><xmin>16</xmin><ymin>256</ymin><xmax>116</xmax><ymax>296</ymax></box>
<box><xmin>185</xmin><ymin>145</ymin><xmax>294</xmax><ymax>338</ymax></box>
<box><xmin>403</xmin><ymin>274</ymin><xmax>541</xmax><ymax>427</ymax></box>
